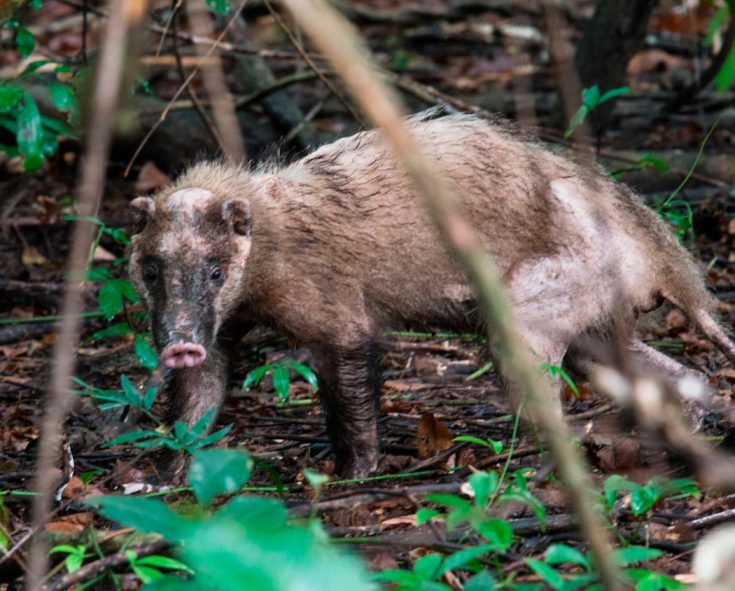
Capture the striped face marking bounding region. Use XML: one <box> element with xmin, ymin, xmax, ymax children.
<box><xmin>167</xmin><ymin>188</ymin><xmax>214</xmax><ymax>213</ymax></box>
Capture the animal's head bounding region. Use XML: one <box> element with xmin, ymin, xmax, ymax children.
<box><xmin>127</xmin><ymin>170</ymin><xmax>253</xmax><ymax>369</ymax></box>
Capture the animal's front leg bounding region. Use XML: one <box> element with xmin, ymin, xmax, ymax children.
<box><xmin>157</xmin><ymin>345</ymin><xmax>232</xmax><ymax>481</ymax></box>
<box><xmin>314</xmin><ymin>342</ymin><xmax>382</xmax><ymax>477</ymax></box>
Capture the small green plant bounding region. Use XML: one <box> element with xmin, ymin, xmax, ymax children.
<box><xmin>0</xmin><ymin>13</ymin><xmax>78</xmax><ymax>172</ymax></box>
<box><xmin>611</xmin><ymin>152</ymin><xmax>669</xmax><ymax>180</ymax></box>
<box><xmin>126</xmin><ymin>552</ymin><xmax>194</xmax><ymax>585</ymax></box>
<box><xmin>542</xmin><ymin>363</ymin><xmax>580</xmax><ymax>397</ymax></box>
<box><xmin>49</xmin><ymin>544</ymin><xmax>92</xmax><ymax>574</ymax></box>
<box><xmin>87</xmin><ymin>449</ymin><xmax>373</xmax><ymax>591</ymax></box>
<box><xmin>70</xmin><ymin>215</ymin><xmax>158</xmax><ymax>370</ymax></box>
<box><xmin>603</xmin><ymin>475</ymin><xmax>700</xmax><ymax>516</ymax></box>
<box><xmin>453</xmin><ymin>434</ymin><xmax>503</xmax><ymax>454</ymax></box>
<box><xmin>705</xmin><ymin>0</ymin><xmax>735</xmax><ymax>91</ymax></box>
<box><xmin>565</xmin><ymin>85</ymin><xmax>630</xmax><ymax>138</ymax></box>
<box><xmin>74</xmin><ymin>374</ymin><xmax>232</xmax><ymax>453</ymax></box>
<box><xmin>525</xmin><ymin>543</ymin><xmax>684</xmax><ymax>590</ymax></box>
<box><xmin>243</xmin><ymin>359</ymin><xmax>319</xmax><ymax>403</ymax></box>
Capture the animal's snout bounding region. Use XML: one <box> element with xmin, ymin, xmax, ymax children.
<box><xmin>161</xmin><ymin>342</ymin><xmax>207</xmax><ymax>369</ymax></box>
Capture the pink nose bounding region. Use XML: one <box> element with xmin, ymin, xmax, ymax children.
<box><xmin>161</xmin><ymin>343</ymin><xmax>207</xmax><ymax>369</ymax></box>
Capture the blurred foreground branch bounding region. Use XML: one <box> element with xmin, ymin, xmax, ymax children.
<box><xmin>279</xmin><ymin>0</ymin><xmax>622</xmax><ymax>589</ymax></box>
<box><xmin>25</xmin><ymin>1</ymin><xmax>147</xmax><ymax>589</ymax></box>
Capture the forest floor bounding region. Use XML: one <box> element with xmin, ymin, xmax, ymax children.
<box><xmin>1</xmin><ymin>0</ymin><xmax>735</xmax><ymax>589</ymax></box>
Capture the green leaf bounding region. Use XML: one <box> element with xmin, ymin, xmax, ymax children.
<box><xmin>65</xmin><ymin>552</ymin><xmax>85</xmax><ymax>573</ymax></box>
<box><xmin>102</xmin><ymin>430</ymin><xmax>160</xmax><ymax>448</ymax></box>
<box><xmin>135</xmin><ymin>555</ymin><xmax>194</xmax><ymax>573</ymax></box>
<box><xmin>132</xmin><ymin>564</ymin><xmax>164</xmax><ymax>584</ymax></box>
<box><xmin>189</xmin><ymin>449</ymin><xmax>252</xmax><ymax>505</ymax></box>
<box><xmin>469</xmin><ymin>471</ymin><xmax>498</xmax><ymax>507</ymax></box>
<box><xmin>192</xmin><ymin>423</ymin><xmax>233</xmax><ymax>449</ymax></box>
<box><xmin>463</xmin><ymin>571</ymin><xmax>496</xmax><ymax>591</ymax></box>
<box><xmin>614</xmin><ymin>546</ymin><xmax>662</xmax><ymax>566</ymax></box>
<box><xmin>705</xmin><ymin>5</ymin><xmax>729</xmax><ymax>46</ymax></box>
<box><xmin>440</xmin><ymin>544</ymin><xmax>496</xmax><ymax>574</ymax></box>
<box><xmin>18</xmin><ymin>59</ymin><xmax>52</xmax><ymax>77</ymax></box>
<box><xmin>285</xmin><ymin>361</ymin><xmax>319</xmax><ymax>392</ymax></box>
<box><xmin>143</xmin><ymin>385</ymin><xmax>158</xmax><ymax>411</ymax></box>
<box><xmin>141</xmin><ymin>575</ymin><xmax>201</xmax><ymax>590</ymax></box>
<box><xmin>545</xmin><ymin>544</ymin><xmax>590</xmax><ymax>570</ymax></box>
<box><xmin>453</xmin><ymin>435</ymin><xmax>503</xmax><ymax>453</ymax></box>
<box><xmin>91</xmin><ymin>322</ymin><xmax>132</xmax><ymax>342</ymax></box>
<box><xmin>188</xmin><ymin>406</ymin><xmax>216</xmax><ymax>441</ymax></box>
<box><xmin>272</xmin><ymin>365</ymin><xmax>290</xmax><ymax>402</ymax></box>
<box><xmin>98</xmin><ymin>280</ymin><xmax>124</xmax><ymax>319</ymax></box>
<box><xmin>413</xmin><ymin>553</ymin><xmax>443</xmax><ymax>580</ymax></box>
<box><xmin>425</xmin><ymin>494</ymin><xmax>473</xmax><ymax>512</ymax></box>
<box><xmin>565</xmin><ymin>105</ymin><xmax>588</xmax><ymax>139</ymax></box>
<box><xmin>205</xmin><ymin>0</ymin><xmax>230</xmax><ymax>14</ymax></box>
<box><xmin>581</xmin><ymin>85</ymin><xmax>601</xmax><ymax>108</ymax></box>
<box><xmin>88</xmin><ymin>496</ymin><xmax>194</xmax><ymax>542</ymax></box>
<box><xmin>135</xmin><ymin>334</ymin><xmax>159</xmax><ymax>370</ymax></box>
<box><xmin>17</xmin><ymin>94</ymin><xmax>42</xmax><ymax>169</ymax></box>
<box><xmin>303</xmin><ymin>468</ymin><xmax>329</xmax><ymax>492</ymax></box>
<box><xmin>715</xmin><ymin>45</ymin><xmax>735</xmax><ymax>92</ymax></box>
<box><xmin>49</xmin><ymin>83</ymin><xmax>75</xmax><ymax>112</ymax></box>
<box><xmin>416</xmin><ymin>508</ymin><xmax>441</xmax><ymax>525</ymax></box>
<box><xmin>525</xmin><ymin>559</ymin><xmax>564</xmax><ymax>590</ymax></box>
<box><xmin>15</xmin><ymin>28</ymin><xmax>35</xmax><ymax>58</ymax></box>
<box><xmin>242</xmin><ymin>364</ymin><xmax>273</xmax><ymax>389</ymax></box>
<box><xmin>0</xmin><ymin>86</ymin><xmax>23</xmax><ymax>112</ymax></box>
<box><xmin>474</xmin><ymin>518</ymin><xmax>512</xmax><ymax>552</ymax></box>
<box><xmin>630</xmin><ymin>486</ymin><xmax>657</xmax><ymax>515</ymax></box>
<box><xmin>217</xmin><ymin>496</ymin><xmax>288</xmax><ymax>530</ymax></box>
<box><xmin>598</xmin><ymin>86</ymin><xmax>630</xmax><ymax>104</ymax></box>
<box><xmin>121</xmin><ymin>374</ymin><xmax>142</xmax><ymax>406</ymax></box>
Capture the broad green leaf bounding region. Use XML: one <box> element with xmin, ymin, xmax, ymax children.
<box><xmin>135</xmin><ymin>334</ymin><xmax>158</xmax><ymax>370</ymax></box>
<box><xmin>65</xmin><ymin>552</ymin><xmax>85</xmax><ymax>573</ymax></box>
<box><xmin>705</xmin><ymin>5</ymin><xmax>729</xmax><ymax>46</ymax></box>
<box><xmin>189</xmin><ymin>449</ymin><xmax>252</xmax><ymax>504</ymax></box>
<box><xmin>205</xmin><ymin>0</ymin><xmax>230</xmax><ymax>14</ymax></box>
<box><xmin>630</xmin><ymin>486</ymin><xmax>657</xmax><ymax>515</ymax></box>
<box><xmin>15</xmin><ymin>28</ymin><xmax>35</xmax><ymax>58</ymax></box>
<box><xmin>582</xmin><ymin>85</ymin><xmax>600</xmax><ymax>108</ymax></box>
<box><xmin>17</xmin><ymin>95</ymin><xmax>42</xmax><ymax>168</ymax></box>
<box><xmin>217</xmin><ymin>496</ymin><xmax>288</xmax><ymax>531</ymax></box>
<box><xmin>49</xmin><ymin>83</ymin><xmax>75</xmax><ymax>112</ymax></box>
<box><xmin>91</xmin><ymin>322</ymin><xmax>131</xmax><ymax>342</ymax></box>
<box><xmin>545</xmin><ymin>544</ymin><xmax>590</xmax><ymax>569</ymax></box>
<box><xmin>715</xmin><ymin>45</ymin><xmax>735</xmax><ymax>92</ymax></box>
<box><xmin>272</xmin><ymin>365</ymin><xmax>290</xmax><ymax>402</ymax></box>
<box><xmin>440</xmin><ymin>544</ymin><xmax>496</xmax><ymax>574</ymax></box>
<box><xmin>463</xmin><ymin>571</ymin><xmax>496</xmax><ymax>591</ymax></box>
<box><xmin>525</xmin><ymin>558</ymin><xmax>564</xmax><ymax>590</ymax></box>
<box><xmin>416</xmin><ymin>508</ymin><xmax>441</xmax><ymax>525</ymax></box>
<box><xmin>475</xmin><ymin>518</ymin><xmax>512</xmax><ymax>552</ymax></box>
<box><xmin>141</xmin><ymin>575</ymin><xmax>202</xmax><ymax>590</ymax></box>
<box><xmin>469</xmin><ymin>471</ymin><xmax>498</xmax><ymax>507</ymax></box>
<box><xmin>88</xmin><ymin>496</ymin><xmax>194</xmax><ymax>542</ymax></box>
<box><xmin>413</xmin><ymin>553</ymin><xmax>443</xmax><ymax>580</ymax></box>
<box><xmin>373</xmin><ymin>570</ymin><xmax>420</xmax><ymax>585</ymax></box>
<box><xmin>18</xmin><ymin>59</ymin><xmax>52</xmax><ymax>77</ymax></box>
<box><xmin>285</xmin><ymin>361</ymin><xmax>319</xmax><ymax>392</ymax></box>
<box><xmin>121</xmin><ymin>374</ymin><xmax>142</xmax><ymax>406</ymax></box>
<box><xmin>242</xmin><ymin>364</ymin><xmax>273</xmax><ymax>389</ymax></box>
<box><xmin>614</xmin><ymin>546</ymin><xmax>662</xmax><ymax>566</ymax></box>
<box><xmin>132</xmin><ymin>564</ymin><xmax>164</xmax><ymax>584</ymax></box>
<box><xmin>98</xmin><ymin>280</ymin><xmax>124</xmax><ymax>319</ymax></box>
<box><xmin>143</xmin><ymin>385</ymin><xmax>158</xmax><ymax>410</ymax></box>
<box><xmin>425</xmin><ymin>493</ymin><xmax>472</xmax><ymax>512</ymax></box>
<box><xmin>0</xmin><ymin>86</ymin><xmax>23</xmax><ymax>112</ymax></box>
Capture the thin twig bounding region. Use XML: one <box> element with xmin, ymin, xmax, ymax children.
<box><xmin>24</xmin><ymin>1</ymin><xmax>147</xmax><ymax>588</ymax></box>
<box><xmin>262</xmin><ymin>0</ymin><xmax>364</xmax><ymax>124</ymax></box>
<box><xmin>185</xmin><ymin>0</ymin><xmax>247</xmax><ymax>163</ymax></box>
<box><xmin>278</xmin><ymin>2</ymin><xmax>622</xmax><ymax>589</ymax></box>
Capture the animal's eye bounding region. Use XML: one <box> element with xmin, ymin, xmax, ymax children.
<box><xmin>211</xmin><ymin>267</ymin><xmax>224</xmax><ymax>281</ymax></box>
<box><xmin>143</xmin><ymin>264</ymin><xmax>157</xmax><ymax>284</ymax></box>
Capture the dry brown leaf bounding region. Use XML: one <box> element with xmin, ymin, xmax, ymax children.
<box><xmin>135</xmin><ymin>161</ymin><xmax>171</xmax><ymax>193</ymax></box>
<box><xmin>416</xmin><ymin>413</ymin><xmax>454</xmax><ymax>460</ymax></box>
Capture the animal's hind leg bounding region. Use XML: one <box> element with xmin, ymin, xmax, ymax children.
<box><xmin>628</xmin><ymin>339</ymin><xmax>700</xmax><ymax>380</ymax></box>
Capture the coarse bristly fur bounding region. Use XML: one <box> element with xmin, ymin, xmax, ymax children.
<box><xmin>127</xmin><ymin>111</ymin><xmax>735</xmax><ymax>478</ymax></box>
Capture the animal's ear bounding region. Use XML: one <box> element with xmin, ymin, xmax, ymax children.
<box><xmin>130</xmin><ymin>197</ymin><xmax>155</xmax><ymax>234</ymax></box>
<box><xmin>222</xmin><ymin>197</ymin><xmax>251</xmax><ymax>236</ymax></box>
